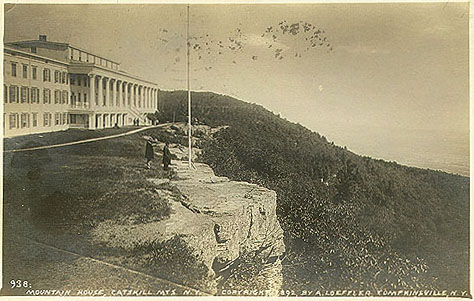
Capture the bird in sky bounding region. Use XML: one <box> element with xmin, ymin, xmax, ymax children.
<box><xmin>157</xmin><ymin>20</ymin><xmax>333</xmax><ymax>72</ymax></box>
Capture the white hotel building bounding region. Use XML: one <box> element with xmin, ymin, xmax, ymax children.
<box><xmin>3</xmin><ymin>35</ymin><xmax>159</xmax><ymax>138</ymax></box>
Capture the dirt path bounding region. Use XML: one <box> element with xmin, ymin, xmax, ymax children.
<box><xmin>4</xmin><ymin>125</ymin><xmax>168</xmax><ymax>153</ymax></box>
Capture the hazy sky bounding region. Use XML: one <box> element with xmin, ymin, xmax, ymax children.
<box><xmin>4</xmin><ymin>3</ymin><xmax>469</xmax><ymax>174</ymax></box>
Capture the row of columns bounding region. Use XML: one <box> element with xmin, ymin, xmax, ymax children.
<box><xmin>92</xmin><ymin>113</ymin><xmax>128</xmax><ymax>129</ymax></box>
<box><xmin>88</xmin><ymin>73</ymin><xmax>158</xmax><ymax>110</ymax></box>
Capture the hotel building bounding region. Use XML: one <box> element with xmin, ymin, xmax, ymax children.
<box><xmin>3</xmin><ymin>35</ymin><xmax>159</xmax><ymax>138</ymax></box>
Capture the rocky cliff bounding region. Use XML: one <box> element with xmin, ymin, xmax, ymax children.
<box><xmin>91</xmin><ymin>125</ymin><xmax>285</xmax><ymax>296</ymax></box>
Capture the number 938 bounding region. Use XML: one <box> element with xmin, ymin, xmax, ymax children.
<box><xmin>10</xmin><ymin>279</ymin><xmax>31</xmax><ymax>289</ymax></box>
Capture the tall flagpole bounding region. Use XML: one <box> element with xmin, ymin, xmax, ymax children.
<box><xmin>186</xmin><ymin>4</ymin><xmax>192</xmax><ymax>169</ymax></box>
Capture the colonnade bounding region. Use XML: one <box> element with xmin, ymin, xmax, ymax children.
<box><xmin>88</xmin><ymin>73</ymin><xmax>158</xmax><ymax>110</ymax></box>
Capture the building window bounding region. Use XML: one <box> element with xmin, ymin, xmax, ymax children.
<box><xmin>43</xmin><ymin>68</ymin><xmax>51</xmax><ymax>82</ymax></box>
<box><xmin>54</xmin><ymin>71</ymin><xmax>60</xmax><ymax>83</ymax></box>
<box><xmin>32</xmin><ymin>113</ymin><xmax>38</xmax><ymax>127</ymax></box>
<box><xmin>54</xmin><ymin>90</ymin><xmax>61</xmax><ymax>104</ymax></box>
<box><xmin>21</xmin><ymin>113</ymin><xmax>30</xmax><ymax>128</ymax></box>
<box><xmin>62</xmin><ymin>113</ymin><xmax>67</xmax><ymax>125</ymax></box>
<box><xmin>61</xmin><ymin>91</ymin><xmax>66</xmax><ymax>104</ymax></box>
<box><xmin>32</xmin><ymin>66</ymin><xmax>37</xmax><ymax>80</ymax></box>
<box><xmin>43</xmin><ymin>88</ymin><xmax>51</xmax><ymax>104</ymax></box>
<box><xmin>20</xmin><ymin>86</ymin><xmax>29</xmax><ymax>103</ymax></box>
<box><xmin>31</xmin><ymin>87</ymin><xmax>39</xmax><ymax>103</ymax></box>
<box><xmin>61</xmin><ymin>72</ymin><xmax>66</xmax><ymax>84</ymax></box>
<box><xmin>77</xmin><ymin>77</ymin><xmax>81</xmax><ymax>86</ymax></box>
<box><xmin>4</xmin><ymin>85</ymin><xmax>7</xmax><ymax>103</ymax></box>
<box><xmin>55</xmin><ymin>112</ymin><xmax>61</xmax><ymax>125</ymax></box>
<box><xmin>78</xmin><ymin>92</ymin><xmax>81</xmax><ymax>102</ymax></box>
<box><xmin>9</xmin><ymin>86</ymin><xmax>18</xmax><ymax>103</ymax></box>
<box><xmin>31</xmin><ymin>47</ymin><xmax>37</xmax><ymax>53</ymax></box>
<box><xmin>70</xmin><ymin>76</ymin><xmax>75</xmax><ymax>85</ymax></box>
<box><xmin>23</xmin><ymin>65</ymin><xmax>28</xmax><ymax>78</ymax></box>
<box><xmin>9</xmin><ymin>113</ymin><xmax>18</xmax><ymax>129</ymax></box>
<box><xmin>43</xmin><ymin>112</ymin><xmax>51</xmax><ymax>127</ymax></box>
<box><xmin>84</xmin><ymin>94</ymin><xmax>87</xmax><ymax>103</ymax></box>
<box><xmin>11</xmin><ymin>63</ymin><xmax>17</xmax><ymax>77</ymax></box>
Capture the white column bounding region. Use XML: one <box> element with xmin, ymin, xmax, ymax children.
<box><xmin>122</xmin><ymin>82</ymin><xmax>128</xmax><ymax>107</ymax></box>
<box><xmin>118</xmin><ymin>81</ymin><xmax>122</xmax><ymax>107</ymax></box>
<box><xmin>146</xmin><ymin>87</ymin><xmax>150</xmax><ymax>109</ymax></box>
<box><xmin>97</xmin><ymin>76</ymin><xmax>103</xmax><ymax>107</ymax></box>
<box><xmin>112</xmin><ymin>79</ymin><xmax>117</xmax><ymax>106</ymax></box>
<box><xmin>149</xmin><ymin>87</ymin><xmax>152</xmax><ymax>109</ymax></box>
<box><xmin>144</xmin><ymin>86</ymin><xmax>147</xmax><ymax>108</ymax></box>
<box><xmin>104</xmin><ymin>78</ymin><xmax>110</xmax><ymax>107</ymax></box>
<box><xmin>150</xmin><ymin>89</ymin><xmax>153</xmax><ymax>109</ymax></box>
<box><xmin>133</xmin><ymin>84</ymin><xmax>137</xmax><ymax>107</ymax></box>
<box><xmin>136</xmin><ymin>85</ymin><xmax>140</xmax><ymax>108</ymax></box>
<box><xmin>150</xmin><ymin>88</ymin><xmax>154</xmax><ymax>109</ymax></box>
<box><xmin>149</xmin><ymin>88</ymin><xmax>153</xmax><ymax>109</ymax></box>
<box><xmin>115</xmin><ymin>80</ymin><xmax>120</xmax><ymax>106</ymax></box>
<box><xmin>89</xmin><ymin>114</ymin><xmax>95</xmax><ymax>129</ymax></box>
<box><xmin>143</xmin><ymin>87</ymin><xmax>146</xmax><ymax>109</ymax></box>
<box><xmin>156</xmin><ymin>88</ymin><xmax>159</xmax><ymax>110</ymax></box>
<box><xmin>150</xmin><ymin>89</ymin><xmax>154</xmax><ymax>109</ymax></box>
<box><xmin>89</xmin><ymin>74</ymin><xmax>95</xmax><ymax>109</ymax></box>
<box><xmin>124</xmin><ymin>83</ymin><xmax>129</xmax><ymax>106</ymax></box>
<box><xmin>137</xmin><ymin>85</ymin><xmax>141</xmax><ymax>108</ymax></box>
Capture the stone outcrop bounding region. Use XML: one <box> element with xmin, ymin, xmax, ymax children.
<box><xmin>171</xmin><ymin>161</ymin><xmax>285</xmax><ymax>295</ymax></box>
<box><xmin>91</xmin><ymin>158</ymin><xmax>285</xmax><ymax>296</ymax></box>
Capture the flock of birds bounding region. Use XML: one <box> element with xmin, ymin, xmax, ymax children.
<box><xmin>158</xmin><ymin>20</ymin><xmax>333</xmax><ymax>72</ymax></box>
<box><xmin>261</xmin><ymin>20</ymin><xmax>333</xmax><ymax>60</ymax></box>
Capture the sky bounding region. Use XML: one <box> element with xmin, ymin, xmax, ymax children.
<box><xmin>4</xmin><ymin>3</ymin><xmax>469</xmax><ymax>175</ymax></box>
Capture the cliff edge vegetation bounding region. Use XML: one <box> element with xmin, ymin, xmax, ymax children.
<box><xmin>157</xmin><ymin>90</ymin><xmax>469</xmax><ymax>293</ymax></box>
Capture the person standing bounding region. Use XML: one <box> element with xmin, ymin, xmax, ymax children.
<box><xmin>162</xmin><ymin>142</ymin><xmax>172</xmax><ymax>171</ymax></box>
<box><xmin>145</xmin><ymin>137</ymin><xmax>156</xmax><ymax>169</ymax></box>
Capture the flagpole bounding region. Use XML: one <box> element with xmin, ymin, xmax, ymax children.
<box><xmin>186</xmin><ymin>4</ymin><xmax>192</xmax><ymax>169</ymax></box>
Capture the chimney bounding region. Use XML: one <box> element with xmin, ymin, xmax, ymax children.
<box><xmin>39</xmin><ymin>35</ymin><xmax>47</xmax><ymax>41</ymax></box>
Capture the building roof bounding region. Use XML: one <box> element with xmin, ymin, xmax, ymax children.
<box><xmin>5</xmin><ymin>40</ymin><xmax>69</xmax><ymax>51</ymax></box>
<box><xmin>4</xmin><ymin>46</ymin><xmax>158</xmax><ymax>86</ymax></box>
<box><xmin>4</xmin><ymin>46</ymin><xmax>69</xmax><ymax>66</ymax></box>
<box><xmin>4</xmin><ymin>35</ymin><xmax>120</xmax><ymax>65</ymax></box>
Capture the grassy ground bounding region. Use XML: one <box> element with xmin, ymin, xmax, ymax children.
<box><xmin>4</xmin><ymin>127</ymin><xmax>173</xmax><ymax>232</ymax></box>
<box><xmin>2</xmin><ymin>235</ymin><xmax>187</xmax><ymax>296</ymax></box>
<box><xmin>2</xmin><ymin>127</ymin><xmax>184</xmax><ymax>294</ymax></box>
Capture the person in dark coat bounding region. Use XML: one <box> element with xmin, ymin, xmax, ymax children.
<box><xmin>162</xmin><ymin>142</ymin><xmax>172</xmax><ymax>171</ymax></box>
<box><xmin>145</xmin><ymin>137</ymin><xmax>156</xmax><ymax>169</ymax></box>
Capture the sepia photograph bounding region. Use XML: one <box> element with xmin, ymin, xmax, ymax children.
<box><xmin>1</xmin><ymin>1</ymin><xmax>470</xmax><ymax>298</ymax></box>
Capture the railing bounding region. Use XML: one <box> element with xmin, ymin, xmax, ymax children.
<box><xmin>70</xmin><ymin>102</ymin><xmax>90</xmax><ymax>109</ymax></box>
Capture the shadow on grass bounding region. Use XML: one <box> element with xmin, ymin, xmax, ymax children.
<box><xmin>4</xmin><ymin>130</ymin><xmax>173</xmax><ymax>234</ymax></box>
